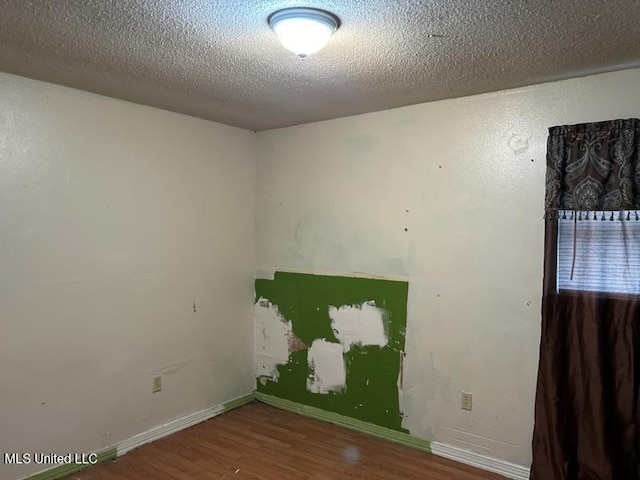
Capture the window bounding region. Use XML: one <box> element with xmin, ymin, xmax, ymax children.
<box><xmin>557</xmin><ymin>210</ymin><xmax>640</xmax><ymax>295</ymax></box>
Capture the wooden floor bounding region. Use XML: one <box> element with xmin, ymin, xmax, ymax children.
<box><xmin>63</xmin><ymin>402</ymin><xmax>504</xmax><ymax>480</ymax></box>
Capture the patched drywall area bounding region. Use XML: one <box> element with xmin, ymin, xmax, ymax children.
<box><xmin>256</xmin><ymin>69</ymin><xmax>640</xmax><ymax>467</ymax></box>
<box><xmin>255</xmin><ymin>298</ymin><xmax>292</xmax><ymax>381</ymax></box>
<box><xmin>330</xmin><ymin>302</ymin><xmax>389</xmax><ymax>351</ymax></box>
<box><xmin>0</xmin><ymin>72</ymin><xmax>256</xmax><ymax>480</ymax></box>
<box><xmin>255</xmin><ymin>272</ymin><xmax>409</xmax><ymax>431</ymax></box>
<box><xmin>307</xmin><ymin>339</ymin><xmax>346</xmax><ymax>394</ymax></box>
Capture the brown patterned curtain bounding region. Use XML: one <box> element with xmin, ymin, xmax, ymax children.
<box><xmin>531</xmin><ymin>118</ymin><xmax>640</xmax><ymax>480</ymax></box>
<box><xmin>545</xmin><ymin>119</ymin><xmax>640</xmax><ymax>214</ymax></box>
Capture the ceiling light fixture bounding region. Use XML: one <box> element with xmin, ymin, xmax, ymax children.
<box><xmin>268</xmin><ymin>7</ymin><xmax>340</xmax><ymax>59</ymax></box>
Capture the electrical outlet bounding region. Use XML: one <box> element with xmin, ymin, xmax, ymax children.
<box><xmin>152</xmin><ymin>375</ymin><xmax>162</xmax><ymax>393</ymax></box>
<box><xmin>461</xmin><ymin>392</ymin><xmax>472</xmax><ymax>411</ymax></box>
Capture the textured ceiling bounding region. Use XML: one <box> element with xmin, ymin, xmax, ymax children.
<box><xmin>1</xmin><ymin>1</ymin><xmax>639</xmax><ymax>131</ymax></box>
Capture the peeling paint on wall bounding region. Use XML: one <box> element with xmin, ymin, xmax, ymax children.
<box><xmin>255</xmin><ymin>271</ymin><xmax>408</xmax><ymax>431</ymax></box>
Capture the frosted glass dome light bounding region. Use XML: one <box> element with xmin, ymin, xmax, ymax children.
<box><xmin>268</xmin><ymin>7</ymin><xmax>340</xmax><ymax>59</ymax></box>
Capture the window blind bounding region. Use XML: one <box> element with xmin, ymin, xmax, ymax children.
<box><xmin>557</xmin><ymin>211</ymin><xmax>640</xmax><ymax>295</ymax></box>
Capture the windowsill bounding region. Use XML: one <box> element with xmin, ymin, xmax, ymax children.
<box><xmin>550</xmin><ymin>290</ymin><xmax>640</xmax><ymax>302</ymax></box>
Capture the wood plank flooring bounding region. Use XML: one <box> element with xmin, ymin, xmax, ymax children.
<box><xmin>62</xmin><ymin>402</ymin><xmax>505</xmax><ymax>480</ymax></box>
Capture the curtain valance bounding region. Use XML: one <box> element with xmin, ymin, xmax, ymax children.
<box><xmin>545</xmin><ymin>118</ymin><xmax>640</xmax><ymax>216</ymax></box>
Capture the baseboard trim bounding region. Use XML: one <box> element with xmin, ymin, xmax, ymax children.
<box><xmin>254</xmin><ymin>392</ymin><xmax>432</xmax><ymax>453</ymax></box>
<box><xmin>118</xmin><ymin>392</ymin><xmax>255</xmax><ymax>455</ymax></box>
<box><xmin>255</xmin><ymin>392</ymin><xmax>530</xmax><ymax>480</ymax></box>
<box><xmin>431</xmin><ymin>442</ymin><xmax>530</xmax><ymax>480</ymax></box>
<box><xmin>24</xmin><ymin>392</ymin><xmax>530</xmax><ymax>480</ymax></box>
<box><xmin>20</xmin><ymin>393</ymin><xmax>253</xmax><ymax>480</ymax></box>
<box><xmin>23</xmin><ymin>392</ymin><xmax>255</xmax><ymax>480</ymax></box>
<box><xmin>24</xmin><ymin>448</ymin><xmax>117</xmax><ymax>480</ymax></box>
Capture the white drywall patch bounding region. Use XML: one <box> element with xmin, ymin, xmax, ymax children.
<box><xmin>329</xmin><ymin>301</ymin><xmax>388</xmax><ymax>352</ymax></box>
<box><xmin>307</xmin><ymin>339</ymin><xmax>346</xmax><ymax>394</ymax></box>
<box><xmin>254</xmin><ymin>298</ymin><xmax>291</xmax><ymax>381</ymax></box>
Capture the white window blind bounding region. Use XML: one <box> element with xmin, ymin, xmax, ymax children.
<box><xmin>557</xmin><ymin>211</ymin><xmax>640</xmax><ymax>295</ymax></box>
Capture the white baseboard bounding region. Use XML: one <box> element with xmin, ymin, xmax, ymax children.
<box><xmin>430</xmin><ymin>442</ymin><xmax>530</xmax><ymax>480</ymax></box>
<box><xmin>117</xmin><ymin>392</ymin><xmax>254</xmax><ymax>456</ymax></box>
<box><xmin>23</xmin><ymin>392</ymin><xmax>529</xmax><ymax>480</ymax></box>
<box><xmin>255</xmin><ymin>392</ymin><xmax>529</xmax><ymax>479</ymax></box>
<box><xmin>109</xmin><ymin>391</ymin><xmax>531</xmax><ymax>480</ymax></box>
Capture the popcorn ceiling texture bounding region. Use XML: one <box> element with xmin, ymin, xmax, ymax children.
<box><xmin>0</xmin><ymin>0</ymin><xmax>639</xmax><ymax>131</ymax></box>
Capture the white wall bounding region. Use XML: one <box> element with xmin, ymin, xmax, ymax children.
<box><xmin>256</xmin><ymin>68</ymin><xmax>640</xmax><ymax>467</ymax></box>
<box><xmin>0</xmin><ymin>73</ymin><xmax>256</xmax><ymax>480</ymax></box>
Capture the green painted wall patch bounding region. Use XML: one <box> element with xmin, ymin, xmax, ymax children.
<box><xmin>255</xmin><ymin>271</ymin><xmax>409</xmax><ymax>432</ymax></box>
